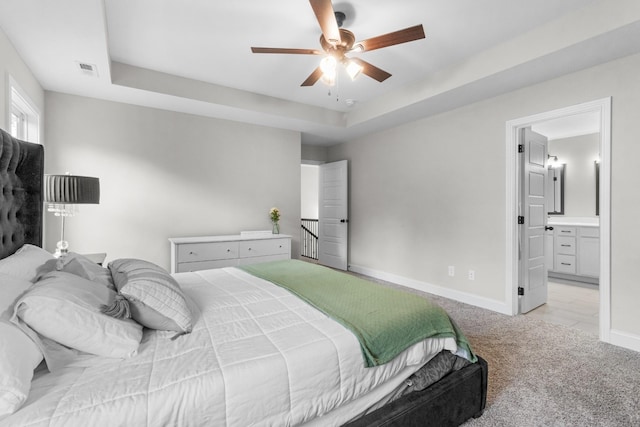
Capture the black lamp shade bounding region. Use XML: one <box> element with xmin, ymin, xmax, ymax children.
<box><xmin>44</xmin><ymin>175</ymin><xmax>100</xmax><ymax>204</ymax></box>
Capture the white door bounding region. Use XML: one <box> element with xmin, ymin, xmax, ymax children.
<box><xmin>318</xmin><ymin>160</ymin><xmax>348</xmax><ymax>270</ymax></box>
<box><xmin>520</xmin><ymin>128</ymin><xmax>549</xmax><ymax>313</ymax></box>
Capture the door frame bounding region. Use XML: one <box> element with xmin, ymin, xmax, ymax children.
<box><xmin>505</xmin><ymin>97</ymin><xmax>611</xmax><ymax>343</ymax></box>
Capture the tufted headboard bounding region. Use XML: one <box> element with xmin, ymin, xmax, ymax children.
<box><xmin>0</xmin><ymin>128</ymin><xmax>44</xmax><ymax>259</ymax></box>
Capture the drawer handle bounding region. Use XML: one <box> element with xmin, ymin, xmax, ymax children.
<box><xmin>227</xmin><ymin>249</ymin><xmax>230</xmax><ymax>252</ymax></box>
<box><xmin>561</xmin><ymin>244</ymin><xmax>572</xmax><ymax>247</ymax></box>
<box><xmin>189</xmin><ymin>251</ymin><xmax>196</xmax><ymax>255</ymax></box>
<box><xmin>248</xmin><ymin>248</ymin><xmax>252</xmax><ymax>251</ymax></box>
<box><xmin>561</xmin><ymin>262</ymin><xmax>572</xmax><ymax>266</ymax></box>
<box><xmin>561</xmin><ymin>231</ymin><xmax>571</xmax><ymax>233</ymax></box>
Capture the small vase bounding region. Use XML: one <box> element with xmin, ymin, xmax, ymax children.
<box><xmin>272</xmin><ymin>222</ymin><xmax>280</xmax><ymax>234</ymax></box>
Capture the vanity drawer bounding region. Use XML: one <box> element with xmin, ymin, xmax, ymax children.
<box><xmin>556</xmin><ymin>236</ymin><xmax>576</xmax><ymax>255</ymax></box>
<box><xmin>580</xmin><ymin>227</ymin><xmax>599</xmax><ymax>238</ymax></box>
<box><xmin>556</xmin><ymin>254</ymin><xmax>576</xmax><ymax>274</ymax></box>
<box><xmin>555</xmin><ymin>226</ymin><xmax>576</xmax><ymax>237</ymax></box>
<box><xmin>177</xmin><ymin>242</ymin><xmax>239</xmax><ymax>262</ymax></box>
<box><xmin>239</xmin><ymin>238</ymin><xmax>290</xmax><ymax>258</ymax></box>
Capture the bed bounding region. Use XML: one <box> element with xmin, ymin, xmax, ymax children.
<box><xmin>0</xmin><ymin>128</ymin><xmax>487</xmax><ymax>426</ymax></box>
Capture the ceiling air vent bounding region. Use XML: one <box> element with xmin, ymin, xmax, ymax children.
<box><xmin>76</xmin><ymin>61</ymin><xmax>99</xmax><ymax>78</ymax></box>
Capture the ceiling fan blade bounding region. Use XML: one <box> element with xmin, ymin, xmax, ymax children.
<box><xmin>309</xmin><ymin>0</ymin><xmax>341</xmax><ymax>46</ymax></box>
<box><xmin>301</xmin><ymin>67</ymin><xmax>324</xmax><ymax>86</ymax></box>
<box><xmin>251</xmin><ymin>47</ymin><xmax>322</xmax><ymax>55</ymax></box>
<box><xmin>356</xmin><ymin>24</ymin><xmax>425</xmax><ymax>52</ymax></box>
<box><xmin>350</xmin><ymin>58</ymin><xmax>392</xmax><ymax>82</ymax></box>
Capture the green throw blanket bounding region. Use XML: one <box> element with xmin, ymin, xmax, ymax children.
<box><xmin>239</xmin><ymin>260</ymin><xmax>476</xmax><ymax>367</ymax></box>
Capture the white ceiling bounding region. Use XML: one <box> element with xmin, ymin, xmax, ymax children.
<box><xmin>532</xmin><ymin>112</ymin><xmax>600</xmax><ymax>141</ymax></box>
<box><xmin>1</xmin><ymin>0</ymin><xmax>639</xmax><ymax>145</ymax></box>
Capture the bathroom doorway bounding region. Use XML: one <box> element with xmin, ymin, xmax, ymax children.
<box><xmin>527</xmin><ymin>115</ymin><xmax>601</xmax><ymax>335</ymax></box>
<box><xmin>506</xmin><ymin>97</ymin><xmax>611</xmax><ymax>342</ymax></box>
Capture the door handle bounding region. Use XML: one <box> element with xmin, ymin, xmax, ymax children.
<box><xmin>340</xmin><ymin>219</ymin><xmax>349</xmax><ymax>223</ymax></box>
<box><xmin>545</xmin><ymin>226</ymin><xmax>554</xmax><ymax>231</ymax></box>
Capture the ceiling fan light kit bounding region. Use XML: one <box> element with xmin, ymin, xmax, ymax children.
<box><xmin>320</xmin><ymin>56</ymin><xmax>337</xmax><ymax>85</ymax></box>
<box><xmin>250</xmin><ymin>0</ymin><xmax>425</xmax><ymax>88</ymax></box>
<box><xmin>345</xmin><ymin>59</ymin><xmax>363</xmax><ymax>80</ymax></box>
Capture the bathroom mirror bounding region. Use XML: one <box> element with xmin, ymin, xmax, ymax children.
<box><xmin>547</xmin><ymin>164</ymin><xmax>565</xmax><ymax>215</ymax></box>
<box><xmin>595</xmin><ymin>161</ymin><xmax>600</xmax><ymax>216</ymax></box>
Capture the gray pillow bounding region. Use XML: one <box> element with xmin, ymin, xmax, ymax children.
<box><xmin>52</xmin><ymin>253</ymin><xmax>115</xmax><ymax>290</ymax></box>
<box><xmin>107</xmin><ymin>259</ymin><xmax>193</xmax><ymax>333</ymax></box>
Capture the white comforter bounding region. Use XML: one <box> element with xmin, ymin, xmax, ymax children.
<box><xmin>3</xmin><ymin>267</ymin><xmax>458</xmax><ymax>427</ymax></box>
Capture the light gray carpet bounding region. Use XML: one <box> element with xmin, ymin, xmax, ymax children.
<box><xmin>430</xmin><ymin>294</ymin><xmax>640</xmax><ymax>427</ymax></box>
<box><xmin>354</xmin><ymin>272</ymin><xmax>640</xmax><ymax>426</ymax></box>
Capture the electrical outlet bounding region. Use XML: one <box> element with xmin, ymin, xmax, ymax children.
<box><xmin>468</xmin><ymin>270</ymin><xmax>475</xmax><ymax>280</ymax></box>
<box><xmin>448</xmin><ymin>266</ymin><xmax>455</xmax><ymax>277</ymax></box>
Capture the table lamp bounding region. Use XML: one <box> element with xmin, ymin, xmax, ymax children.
<box><xmin>44</xmin><ymin>174</ymin><xmax>100</xmax><ymax>257</ymax></box>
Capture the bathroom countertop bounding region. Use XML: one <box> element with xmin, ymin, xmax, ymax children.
<box><xmin>547</xmin><ymin>217</ymin><xmax>599</xmax><ymax>227</ymax></box>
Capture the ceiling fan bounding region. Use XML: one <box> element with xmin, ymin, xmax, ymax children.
<box><xmin>251</xmin><ymin>0</ymin><xmax>425</xmax><ymax>87</ymax></box>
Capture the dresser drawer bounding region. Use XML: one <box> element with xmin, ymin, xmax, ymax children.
<box><xmin>238</xmin><ymin>254</ymin><xmax>289</xmax><ymax>266</ymax></box>
<box><xmin>177</xmin><ymin>242</ymin><xmax>239</xmax><ymax>263</ymax></box>
<box><xmin>555</xmin><ymin>226</ymin><xmax>576</xmax><ymax>237</ymax></box>
<box><xmin>176</xmin><ymin>259</ymin><xmax>239</xmax><ymax>273</ymax></box>
<box><xmin>239</xmin><ymin>238</ymin><xmax>290</xmax><ymax>258</ymax></box>
<box><xmin>170</xmin><ymin>234</ymin><xmax>292</xmax><ymax>274</ymax></box>
<box><xmin>556</xmin><ymin>236</ymin><xmax>576</xmax><ymax>255</ymax></box>
<box><xmin>555</xmin><ymin>254</ymin><xmax>576</xmax><ymax>274</ymax></box>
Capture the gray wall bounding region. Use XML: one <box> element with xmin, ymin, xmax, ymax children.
<box><xmin>549</xmin><ymin>133</ymin><xmax>599</xmax><ymax>217</ymax></box>
<box><xmin>301</xmin><ymin>144</ymin><xmax>328</xmax><ymax>164</ymax></box>
<box><xmin>328</xmin><ymin>52</ymin><xmax>640</xmax><ymax>337</ymax></box>
<box><xmin>44</xmin><ymin>92</ymin><xmax>301</xmax><ymax>270</ymax></box>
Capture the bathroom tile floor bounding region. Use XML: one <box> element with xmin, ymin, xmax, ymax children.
<box><xmin>525</xmin><ymin>279</ymin><xmax>599</xmax><ymax>335</ymax></box>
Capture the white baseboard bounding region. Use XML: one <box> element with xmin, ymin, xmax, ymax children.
<box><xmin>608</xmin><ymin>329</ymin><xmax>640</xmax><ymax>353</ymax></box>
<box><xmin>348</xmin><ymin>264</ymin><xmax>512</xmax><ymax>315</ymax></box>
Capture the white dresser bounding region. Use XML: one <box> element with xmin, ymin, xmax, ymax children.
<box><xmin>169</xmin><ymin>233</ymin><xmax>292</xmax><ymax>274</ymax></box>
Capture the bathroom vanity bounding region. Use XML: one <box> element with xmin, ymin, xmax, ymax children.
<box><xmin>546</xmin><ymin>218</ymin><xmax>599</xmax><ymax>284</ymax></box>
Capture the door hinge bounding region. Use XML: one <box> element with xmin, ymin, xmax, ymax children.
<box><xmin>518</xmin><ymin>144</ymin><xmax>524</xmax><ymax>153</ymax></box>
<box><xmin>518</xmin><ymin>216</ymin><xmax>525</xmax><ymax>224</ymax></box>
<box><xmin>518</xmin><ymin>287</ymin><xmax>525</xmax><ymax>296</ymax></box>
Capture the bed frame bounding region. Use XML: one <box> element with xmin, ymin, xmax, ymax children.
<box><xmin>0</xmin><ymin>127</ymin><xmax>486</xmax><ymax>426</ymax></box>
<box><xmin>344</xmin><ymin>356</ymin><xmax>487</xmax><ymax>426</ymax></box>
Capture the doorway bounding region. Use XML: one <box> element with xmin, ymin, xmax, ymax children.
<box><xmin>530</xmin><ymin>116</ymin><xmax>601</xmax><ymax>334</ymax></box>
<box><xmin>506</xmin><ymin>98</ymin><xmax>611</xmax><ymax>342</ymax></box>
<box><xmin>300</xmin><ymin>160</ymin><xmax>349</xmax><ymax>270</ymax></box>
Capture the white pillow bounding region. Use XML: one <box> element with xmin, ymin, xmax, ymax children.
<box><xmin>0</xmin><ymin>273</ymin><xmax>33</xmax><ymax>318</ymax></box>
<box><xmin>0</xmin><ymin>244</ymin><xmax>54</xmax><ymax>282</ymax></box>
<box><xmin>0</xmin><ymin>320</ymin><xmax>42</xmax><ymax>419</ymax></box>
<box><xmin>35</xmin><ymin>252</ymin><xmax>115</xmax><ymax>291</ymax></box>
<box><xmin>108</xmin><ymin>259</ymin><xmax>193</xmax><ymax>333</ymax></box>
<box><xmin>0</xmin><ymin>274</ymin><xmax>42</xmax><ymax>419</ymax></box>
<box><xmin>13</xmin><ymin>271</ymin><xmax>143</xmax><ymax>366</ymax></box>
